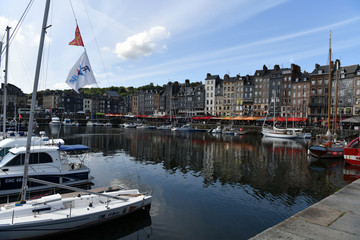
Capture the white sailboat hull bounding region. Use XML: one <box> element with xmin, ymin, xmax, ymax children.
<box><xmin>261</xmin><ymin>128</ymin><xmax>298</xmax><ymax>139</ymax></box>
<box><xmin>0</xmin><ymin>190</ymin><xmax>151</xmax><ymax>239</ymax></box>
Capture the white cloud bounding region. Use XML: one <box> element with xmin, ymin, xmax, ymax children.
<box><xmin>114</xmin><ymin>26</ymin><xmax>170</xmax><ymax>60</ymax></box>
<box><xmin>54</xmin><ymin>82</ymin><xmax>70</xmax><ymax>90</ymax></box>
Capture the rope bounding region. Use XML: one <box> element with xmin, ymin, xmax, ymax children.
<box><xmin>1</xmin><ymin>0</ymin><xmax>34</xmax><ymax>60</ymax></box>
<box><xmin>41</xmin><ymin>0</ymin><xmax>54</xmax><ymax>91</ymax></box>
<box><xmin>81</xmin><ymin>0</ymin><xmax>109</xmax><ymax>88</ymax></box>
<box><xmin>69</xmin><ymin>0</ymin><xmax>78</xmax><ymax>23</ymax></box>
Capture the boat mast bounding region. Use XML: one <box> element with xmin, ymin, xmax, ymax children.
<box><xmin>326</xmin><ymin>31</ymin><xmax>332</xmax><ymax>136</ymax></box>
<box><xmin>2</xmin><ymin>27</ymin><xmax>10</xmax><ymax>138</ymax></box>
<box><xmin>334</xmin><ymin>60</ymin><xmax>339</xmax><ymax>134</ymax></box>
<box><xmin>21</xmin><ymin>0</ymin><xmax>51</xmax><ymax>203</ymax></box>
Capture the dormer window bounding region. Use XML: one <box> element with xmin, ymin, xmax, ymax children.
<box><xmin>318</xmin><ymin>69</ymin><xmax>323</xmax><ymax>74</ymax></box>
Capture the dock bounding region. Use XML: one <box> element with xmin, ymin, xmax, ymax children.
<box><xmin>251</xmin><ymin>179</ymin><xmax>360</xmax><ymax>239</ymax></box>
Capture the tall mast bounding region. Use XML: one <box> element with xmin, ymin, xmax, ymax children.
<box><xmin>3</xmin><ymin>27</ymin><xmax>10</xmax><ymax>138</ymax></box>
<box><xmin>326</xmin><ymin>31</ymin><xmax>332</xmax><ymax>136</ymax></box>
<box><xmin>334</xmin><ymin>60</ymin><xmax>339</xmax><ymax>134</ymax></box>
<box><xmin>21</xmin><ymin>0</ymin><xmax>51</xmax><ymax>203</ymax></box>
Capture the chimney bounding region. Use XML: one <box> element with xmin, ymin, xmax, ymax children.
<box><xmin>274</xmin><ymin>65</ymin><xmax>280</xmax><ymax>71</ymax></box>
<box><xmin>263</xmin><ymin>65</ymin><xmax>268</xmax><ymax>72</ymax></box>
<box><xmin>185</xmin><ymin>79</ymin><xmax>190</xmax><ymax>86</ymax></box>
<box><xmin>315</xmin><ymin>64</ymin><xmax>320</xmax><ymax>69</ymax></box>
<box><xmin>335</xmin><ymin>59</ymin><xmax>341</xmax><ymax>70</ymax></box>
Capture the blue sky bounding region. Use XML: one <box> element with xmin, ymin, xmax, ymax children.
<box><xmin>1</xmin><ymin>0</ymin><xmax>360</xmax><ymax>93</ymax></box>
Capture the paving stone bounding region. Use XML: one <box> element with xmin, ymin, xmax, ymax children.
<box><xmin>250</xmin><ymin>179</ymin><xmax>360</xmax><ymax>240</ymax></box>
<box><xmin>278</xmin><ymin>218</ymin><xmax>358</xmax><ymax>240</ymax></box>
<box><xmin>295</xmin><ymin>203</ymin><xmax>343</xmax><ymax>227</ymax></box>
<box><xmin>330</xmin><ymin>212</ymin><xmax>360</xmax><ymax>236</ymax></box>
<box><xmin>251</xmin><ymin>227</ymin><xmax>307</xmax><ymax>240</ymax></box>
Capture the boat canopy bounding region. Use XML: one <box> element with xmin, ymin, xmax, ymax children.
<box><xmin>58</xmin><ymin>145</ymin><xmax>89</xmax><ymax>151</ymax></box>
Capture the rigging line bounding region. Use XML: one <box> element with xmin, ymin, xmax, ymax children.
<box><xmin>1</xmin><ymin>0</ymin><xmax>34</xmax><ymax>59</ymax></box>
<box><xmin>42</xmin><ymin>0</ymin><xmax>54</xmax><ymax>91</ymax></box>
<box><xmin>82</xmin><ymin>0</ymin><xmax>109</xmax><ymax>87</ymax></box>
<box><xmin>69</xmin><ymin>0</ymin><xmax>78</xmax><ymax>22</ymax></box>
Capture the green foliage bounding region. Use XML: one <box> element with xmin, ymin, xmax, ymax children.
<box><xmin>38</xmin><ymin>83</ymin><xmax>168</xmax><ymax>97</ymax></box>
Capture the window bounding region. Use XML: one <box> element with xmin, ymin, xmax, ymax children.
<box><xmin>5</xmin><ymin>153</ymin><xmax>52</xmax><ymax>166</ymax></box>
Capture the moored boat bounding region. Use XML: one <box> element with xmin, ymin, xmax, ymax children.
<box><xmin>344</xmin><ymin>136</ymin><xmax>360</xmax><ymax>165</ymax></box>
<box><xmin>49</xmin><ymin>117</ymin><xmax>61</xmax><ymax>126</ymax></box>
<box><xmin>0</xmin><ymin>144</ymin><xmax>91</xmax><ymax>195</ymax></box>
<box><xmin>308</xmin><ymin>134</ymin><xmax>345</xmax><ymax>159</ymax></box>
<box><xmin>262</xmin><ymin>126</ymin><xmax>298</xmax><ymax>139</ymax></box>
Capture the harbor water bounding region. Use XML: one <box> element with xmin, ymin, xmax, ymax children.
<box><xmin>44</xmin><ymin>125</ymin><xmax>354</xmax><ymax>240</ymax></box>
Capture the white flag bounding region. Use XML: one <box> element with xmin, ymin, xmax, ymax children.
<box><xmin>66</xmin><ymin>50</ymin><xmax>97</xmax><ymax>93</ymax></box>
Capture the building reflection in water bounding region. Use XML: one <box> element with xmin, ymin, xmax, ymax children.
<box><xmin>51</xmin><ymin>127</ymin><xmax>352</xmax><ymax>203</ymax></box>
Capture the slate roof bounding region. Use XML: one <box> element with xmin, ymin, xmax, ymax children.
<box><xmin>105</xmin><ymin>91</ymin><xmax>120</xmax><ymax>97</ymax></box>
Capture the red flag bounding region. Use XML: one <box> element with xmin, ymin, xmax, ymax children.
<box><xmin>69</xmin><ymin>24</ymin><xmax>84</xmax><ymax>47</ymax></box>
<box><xmin>19</xmin><ymin>114</ymin><xmax>22</xmax><ymax>120</ymax></box>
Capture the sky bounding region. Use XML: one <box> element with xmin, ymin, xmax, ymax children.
<box><xmin>0</xmin><ymin>0</ymin><xmax>360</xmax><ymax>94</ymax></box>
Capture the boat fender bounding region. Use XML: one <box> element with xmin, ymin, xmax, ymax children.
<box><xmin>89</xmin><ymin>203</ymin><xmax>93</xmax><ymax>207</ymax></box>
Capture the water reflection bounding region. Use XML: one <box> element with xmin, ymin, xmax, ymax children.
<box><xmin>48</xmin><ymin>127</ymin><xmax>351</xmax><ymax>200</ymax></box>
<box><xmin>49</xmin><ymin>209</ymin><xmax>152</xmax><ymax>240</ymax></box>
<box><xmin>42</xmin><ymin>126</ymin><xmax>356</xmax><ymax>240</ymax></box>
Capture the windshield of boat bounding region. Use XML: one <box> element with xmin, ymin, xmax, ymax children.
<box><xmin>0</xmin><ymin>148</ymin><xmax>10</xmax><ymax>158</ymax></box>
<box><xmin>0</xmin><ymin>152</ymin><xmax>15</xmax><ymax>166</ymax></box>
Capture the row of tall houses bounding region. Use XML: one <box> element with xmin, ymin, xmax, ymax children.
<box><xmin>1</xmin><ymin>60</ymin><xmax>360</xmax><ymax>123</ymax></box>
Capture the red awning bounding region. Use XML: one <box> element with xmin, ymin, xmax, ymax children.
<box><xmin>192</xmin><ymin>116</ymin><xmax>214</xmax><ymax>120</ymax></box>
<box><xmin>268</xmin><ymin>117</ymin><xmax>307</xmax><ymax>122</ymax></box>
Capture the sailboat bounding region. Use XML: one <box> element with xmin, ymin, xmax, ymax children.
<box><xmin>0</xmin><ymin>1</ymin><xmax>152</xmax><ymax>238</ymax></box>
<box><xmin>308</xmin><ymin>32</ymin><xmax>345</xmax><ymax>159</ymax></box>
<box><xmin>262</xmin><ymin>92</ymin><xmax>297</xmax><ymax>139</ymax></box>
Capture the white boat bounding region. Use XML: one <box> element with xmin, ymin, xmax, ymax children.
<box><xmin>222</xmin><ymin>126</ymin><xmax>235</xmax><ymax>135</ymax></box>
<box><xmin>171</xmin><ymin>124</ymin><xmax>193</xmax><ymax>132</ymax></box>
<box><xmin>86</xmin><ymin>121</ymin><xmax>94</xmax><ymax>127</ymax></box>
<box><xmin>93</xmin><ymin>122</ymin><xmax>104</xmax><ymax>127</ymax></box>
<box><xmin>49</xmin><ymin>117</ymin><xmax>61</xmax><ymax>126</ymax></box>
<box><xmin>136</xmin><ymin>124</ymin><xmax>147</xmax><ymax>129</ymax></box>
<box><xmin>262</xmin><ymin>92</ymin><xmax>298</xmax><ymax>139</ymax></box>
<box><xmin>211</xmin><ymin>126</ymin><xmax>222</xmax><ymax>134</ymax></box>
<box><xmin>157</xmin><ymin>125</ymin><xmax>172</xmax><ymax>130</ymax></box>
<box><xmin>0</xmin><ymin>2</ymin><xmax>152</xmax><ymax>238</ymax></box>
<box><xmin>261</xmin><ymin>126</ymin><xmax>298</xmax><ymax>139</ymax></box>
<box><xmin>62</xmin><ymin>118</ymin><xmax>74</xmax><ymax>126</ymax></box>
<box><xmin>0</xmin><ymin>188</ymin><xmax>151</xmax><ymax>239</ymax></box>
<box><xmin>104</xmin><ymin>122</ymin><xmax>112</xmax><ymax>127</ymax></box>
<box><xmin>124</xmin><ymin>123</ymin><xmax>136</xmax><ymax>128</ymax></box>
<box><xmin>286</xmin><ymin>127</ymin><xmax>312</xmax><ymax>139</ymax></box>
<box><xmin>0</xmin><ymin>133</ymin><xmax>64</xmax><ymax>159</ymax></box>
<box><xmin>0</xmin><ymin>144</ymin><xmax>90</xmax><ymax>196</ymax></box>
